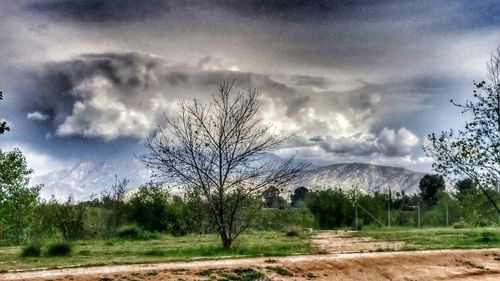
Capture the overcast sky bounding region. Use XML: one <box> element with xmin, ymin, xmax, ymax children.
<box><xmin>1</xmin><ymin>0</ymin><xmax>499</xmax><ymax>177</ymax></box>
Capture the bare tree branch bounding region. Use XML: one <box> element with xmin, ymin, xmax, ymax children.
<box><xmin>424</xmin><ymin>50</ymin><xmax>500</xmax><ymax>215</ymax></box>
<box><xmin>140</xmin><ymin>80</ymin><xmax>306</xmax><ymax>249</ymax></box>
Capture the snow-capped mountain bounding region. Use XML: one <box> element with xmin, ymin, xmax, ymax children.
<box><xmin>32</xmin><ymin>161</ymin><xmax>151</xmax><ymax>201</ymax></box>
<box><xmin>291</xmin><ymin>162</ymin><xmax>426</xmax><ymax>195</ymax></box>
<box><xmin>32</xmin><ymin>158</ymin><xmax>426</xmax><ymax>201</ymax></box>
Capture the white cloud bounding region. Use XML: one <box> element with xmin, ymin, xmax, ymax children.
<box><xmin>0</xmin><ymin>143</ymin><xmax>66</xmax><ymax>177</ymax></box>
<box><xmin>197</xmin><ymin>55</ymin><xmax>240</xmax><ymax>72</ymax></box>
<box><xmin>55</xmin><ymin>76</ymin><xmax>157</xmax><ymax>140</ymax></box>
<box><xmin>376</xmin><ymin>127</ymin><xmax>419</xmax><ymax>157</ymax></box>
<box><xmin>27</xmin><ymin>111</ymin><xmax>49</xmax><ymax>121</ymax></box>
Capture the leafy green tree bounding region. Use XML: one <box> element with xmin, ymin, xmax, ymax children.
<box><xmin>128</xmin><ymin>184</ymin><xmax>171</xmax><ymax>233</ymax></box>
<box><xmin>128</xmin><ymin>183</ymin><xmax>190</xmax><ymax>236</ymax></box>
<box><xmin>261</xmin><ymin>186</ymin><xmax>286</xmax><ymax>209</ymax></box>
<box><xmin>0</xmin><ymin>149</ymin><xmax>41</xmax><ymax>244</ymax></box>
<box><xmin>0</xmin><ymin>91</ymin><xmax>9</xmax><ymax>134</ymax></box>
<box><xmin>455</xmin><ymin>178</ymin><xmax>478</xmax><ymax>202</ymax></box>
<box><xmin>291</xmin><ymin>186</ymin><xmax>309</xmax><ymax>207</ymax></box>
<box><xmin>419</xmin><ymin>174</ymin><xmax>445</xmax><ymax>206</ymax></box>
<box><xmin>305</xmin><ymin>189</ymin><xmax>352</xmax><ymax>229</ymax></box>
<box><xmin>52</xmin><ymin>197</ymin><xmax>88</xmax><ymax>241</ymax></box>
<box><xmin>424</xmin><ymin>50</ymin><xmax>500</xmax><ymax>215</ymax></box>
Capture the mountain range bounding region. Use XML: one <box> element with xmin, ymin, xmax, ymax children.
<box><xmin>291</xmin><ymin>162</ymin><xmax>426</xmax><ymax>195</ymax></box>
<box><xmin>32</xmin><ymin>161</ymin><xmax>151</xmax><ymax>201</ymax></box>
<box><xmin>32</xmin><ymin>159</ymin><xmax>426</xmax><ymax>201</ymax></box>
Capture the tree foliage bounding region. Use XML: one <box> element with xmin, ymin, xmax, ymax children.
<box><xmin>261</xmin><ymin>186</ymin><xmax>286</xmax><ymax>209</ymax></box>
<box><xmin>455</xmin><ymin>178</ymin><xmax>477</xmax><ymax>199</ymax></box>
<box><xmin>0</xmin><ymin>91</ymin><xmax>9</xmax><ymax>134</ymax></box>
<box><xmin>418</xmin><ymin>174</ymin><xmax>445</xmax><ymax>206</ymax></box>
<box><xmin>141</xmin><ymin>81</ymin><xmax>305</xmax><ymax>249</ymax></box>
<box><xmin>0</xmin><ymin>149</ymin><xmax>41</xmax><ymax>244</ymax></box>
<box><xmin>425</xmin><ymin>50</ymin><xmax>500</xmax><ymax>215</ymax></box>
<box><xmin>291</xmin><ymin>186</ymin><xmax>309</xmax><ymax>207</ymax></box>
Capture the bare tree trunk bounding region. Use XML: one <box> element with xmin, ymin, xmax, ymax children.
<box><xmin>141</xmin><ymin>80</ymin><xmax>305</xmax><ymax>250</ymax></box>
<box><xmin>220</xmin><ymin>229</ymin><xmax>232</xmax><ymax>250</ymax></box>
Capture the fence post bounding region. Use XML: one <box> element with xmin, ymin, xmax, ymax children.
<box><xmin>387</xmin><ymin>187</ymin><xmax>391</xmax><ymax>228</ymax></box>
<box><xmin>355</xmin><ymin>202</ymin><xmax>358</xmax><ymax>230</ymax></box>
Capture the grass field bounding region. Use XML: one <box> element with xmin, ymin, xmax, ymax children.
<box><xmin>0</xmin><ymin>231</ymin><xmax>317</xmax><ymax>272</ymax></box>
<box><xmin>2</xmin><ymin>227</ymin><xmax>500</xmax><ymax>272</ymax></box>
<box><xmin>353</xmin><ymin>227</ymin><xmax>500</xmax><ymax>250</ymax></box>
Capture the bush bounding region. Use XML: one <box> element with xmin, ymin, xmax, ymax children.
<box><xmin>40</xmin><ymin>199</ymin><xmax>88</xmax><ymax>241</ymax></box>
<box><xmin>21</xmin><ymin>243</ymin><xmax>42</xmax><ymax>257</ymax></box>
<box><xmin>266</xmin><ymin>266</ymin><xmax>293</xmax><ymax>276</ymax></box>
<box><xmin>252</xmin><ymin>208</ymin><xmax>316</xmax><ymax>231</ymax></box>
<box><xmin>117</xmin><ymin>225</ymin><xmax>141</xmax><ymax>239</ymax></box>
<box><xmin>476</xmin><ymin>231</ymin><xmax>499</xmax><ymax>243</ymax></box>
<box><xmin>452</xmin><ymin>219</ymin><xmax>469</xmax><ymax>229</ymax></box>
<box><xmin>128</xmin><ymin>185</ymin><xmax>171</xmax><ymax>233</ymax></box>
<box><xmin>116</xmin><ymin>225</ymin><xmax>158</xmax><ymax>240</ymax></box>
<box><xmin>47</xmin><ymin>241</ymin><xmax>72</xmax><ymax>257</ymax></box>
<box><xmin>285</xmin><ymin>225</ymin><xmax>302</xmax><ymax>237</ymax></box>
<box><xmin>128</xmin><ymin>185</ymin><xmax>192</xmax><ymax>236</ymax></box>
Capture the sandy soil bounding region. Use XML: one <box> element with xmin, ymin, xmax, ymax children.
<box><xmin>1</xmin><ymin>232</ymin><xmax>499</xmax><ymax>281</ymax></box>
<box><xmin>311</xmin><ymin>230</ymin><xmax>405</xmax><ymax>253</ymax></box>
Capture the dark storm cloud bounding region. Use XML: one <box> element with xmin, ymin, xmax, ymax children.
<box><xmin>17</xmin><ymin>50</ymin><xmax>425</xmax><ymax>161</ymax></box>
<box><xmin>27</xmin><ymin>0</ymin><xmax>172</xmax><ymax>22</ymax></box>
<box><xmin>28</xmin><ymin>0</ymin><xmax>500</xmax><ymax>29</ymax></box>
<box><xmin>211</xmin><ymin>0</ymin><xmax>368</xmax><ymax>22</ymax></box>
<box><xmin>22</xmin><ymin>52</ymin><xmax>166</xmax><ymax>140</ymax></box>
<box><xmin>19</xmin><ymin>52</ymin><xmax>303</xmax><ymax>141</ymax></box>
<box><xmin>26</xmin><ymin>0</ymin><xmax>375</xmax><ymax>23</ymax></box>
<box><xmin>212</xmin><ymin>0</ymin><xmax>500</xmax><ymax>30</ymax></box>
<box><xmin>290</xmin><ymin>75</ymin><xmax>331</xmax><ymax>90</ymax></box>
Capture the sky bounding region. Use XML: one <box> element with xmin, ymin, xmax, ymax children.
<box><xmin>1</xmin><ymin>0</ymin><xmax>500</xmax><ymax>181</ymax></box>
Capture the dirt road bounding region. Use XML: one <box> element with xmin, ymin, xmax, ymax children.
<box><xmin>1</xmin><ymin>232</ymin><xmax>499</xmax><ymax>281</ymax></box>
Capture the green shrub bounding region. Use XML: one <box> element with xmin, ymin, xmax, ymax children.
<box><xmin>476</xmin><ymin>231</ymin><xmax>499</xmax><ymax>243</ymax></box>
<box><xmin>21</xmin><ymin>243</ymin><xmax>42</xmax><ymax>257</ymax></box>
<box><xmin>116</xmin><ymin>225</ymin><xmax>158</xmax><ymax>240</ymax></box>
<box><xmin>452</xmin><ymin>219</ymin><xmax>469</xmax><ymax>229</ymax></box>
<box><xmin>117</xmin><ymin>225</ymin><xmax>142</xmax><ymax>239</ymax></box>
<box><xmin>266</xmin><ymin>266</ymin><xmax>293</xmax><ymax>276</ymax></box>
<box><xmin>197</xmin><ymin>269</ymin><xmax>213</xmax><ymax>276</ymax></box>
<box><xmin>143</xmin><ymin>249</ymin><xmax>167</xmax><ymax>256</ymax></box>
<box><xmin>252</xmin><ymin>208</ymin><xmax>316</xmax><ymax>231</ymax></box>
<box><xmin>285</xmin><ymin>225</ymin><xmax>302</xmax><ymax>237</ymax></box>
<box><xmin>233</xmin><ymin>268</ymin><xmax>265</xmax><ymax>281</ymax></box>
<box><xmin>78</xmin><ymin>250</ymin><xmax>91</xmax><ymax>256</ymax></box>
<box><xmin>47</xmin><ymin>241</ymin><xmax>72</xmax><ymax>256</ymax></box>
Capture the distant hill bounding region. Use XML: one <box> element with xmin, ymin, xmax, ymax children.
<box><xmin>291</xmin><ymin>162</ymin><xmax>426</xmax><ymax>195</ymax></box>
<box><xmin>32</xmin><ymin>158</ymin><xmax>426</xmax><ymax>201</ymax></box>
<box><xmin>32</xmin><ymin>161</ymin><xmax>151</xmax><ymax>201</ymax></box>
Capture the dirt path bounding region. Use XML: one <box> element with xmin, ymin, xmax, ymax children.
<box><xmin>1</xmin><ymin>232</ymin><xmax>499</xmax><ymax>281</ymax></box>
<box><xmin>311</xmin><ymin>230</ymin><xmax>405</xmax><ymax>253</ymax></box>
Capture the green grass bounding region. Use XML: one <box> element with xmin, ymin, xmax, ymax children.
<box><xmin>0</xmin><ymin>231</ymin><xmax>317</xmax><ymax>272</ymax></box>
<box><xmin>266</xmin><ymin>265</ymin><xmax>294</xmax><ymax>276</ymax></box>
<box><xmin>353</xmin><ymin>227</ymin><xmax>500</xmax><ymax>250</ymax></box>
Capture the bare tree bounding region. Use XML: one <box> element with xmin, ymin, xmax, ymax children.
<box><xmin>0</xmin><ymin>92</ymin><xmax>9</xmax><ymax>134</ymax></box>
<box><xmin>140</xmin><ymin>80</ymin><xmax>305</xmax><ymax>249</ymax></box>
<box><xmin>424</xmin><ymin>49</ymin><xmax>500</xmax><ymax>215</ymax></box>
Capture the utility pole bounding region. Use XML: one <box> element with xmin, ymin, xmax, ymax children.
<box><xmin>387</xmin><ymin>187</ymin><xmax>391</xmax><ymax>228</ymax></box>
<box><xmin>445</xmin><ymin>202</ymin><xmax>449</xmax><ymax>227</ymax></box>
<box><xmin>355</xmin><ymin>202</ymin><xmax>358</xmax><ymax>230</ymax></box>
<box><xmin>353</xmin><ymin>188</ymin><xmax>358</xmax><ymax>230</ymax></box>
<box><xmin>417</xmin><ymin>202</ymin><xmax>421</xmax><ymax>228</ymax></box>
